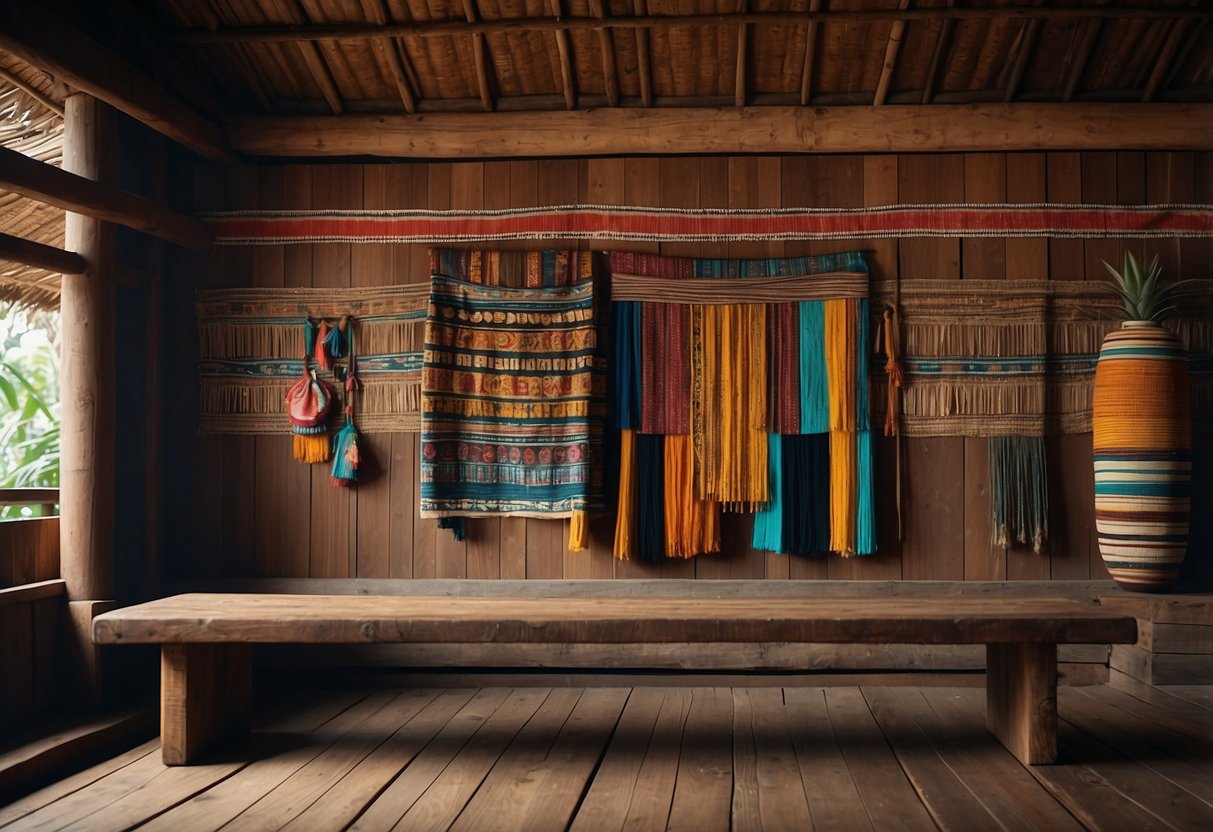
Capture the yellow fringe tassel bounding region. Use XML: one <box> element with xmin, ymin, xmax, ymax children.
<box><xmin>829</xmin><ymin>430</ymin><xmax>857</xmax><ymax>556</ymax></box>
<box><xmin>613</xmin><ymin>429</ymin><xmax>636</xmax><ymax>560</ymax></box>
<box><xmin>699</xmin><ymin>304</ymin><xmax>767</xmax><ymax>505</ymax></box>
<box><xmin>293</xmin><ymin>433</ymin><xmax>330</xmax><ymax>463</ymax></box>
<box><xmin>569</xmin><ymin>510</ymin><xmax>588</xmax><ymax>552</ymax></box>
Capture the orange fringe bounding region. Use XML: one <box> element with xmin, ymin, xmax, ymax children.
<box><xmin>293</xmin><ymin>433</ymin><xmax>330</xmax><ymax>463</ymax></box>
<box><xmin>664</xmin><ymin>434</ymin><xmax>720</xmax><ymax>557</ymax></box>
<box><xmin>613</xmin><ymin>429</ymin><xmax>636</xmax><ymax>559</ymax></box>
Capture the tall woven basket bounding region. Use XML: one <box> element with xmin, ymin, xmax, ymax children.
<box><xmin>1092</xmin><ymin>321</ymin><xmax>1191</xmax><ymax>592</ymax></box>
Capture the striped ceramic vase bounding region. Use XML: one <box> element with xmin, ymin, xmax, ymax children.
<box><xmin>1092</xmin><ymin>321</ymin><xmax>1191</xmax><ymax>592</ymax></box>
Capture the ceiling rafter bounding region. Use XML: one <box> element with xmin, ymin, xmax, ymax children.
<box><xmin>588</xmin><ymin>0</ymin><xmax>619</xmax><ymax>107</ymax></box>
<box><xmin>550</xmin><ymin>0</ymin><xmax>576</xmax><ymax>110</ymax></box>
<box><xmin>362</xmin><ymin>0</ymin><xmax>417</xmax><ymax>113</ymax></box>
<box><xmin>921</xmin><ymin>0</ymin><xmax>955</xmax><ymax>104</ymax></box>
<box><xmin>799</xmin><ymin>0</ymin><xmax>823</xmax><ymax>106</ymax></box>
<box><xmin>1161</xmin><ymin>16</ymin><xmax>1208</xmax><ymax>93</ymax></box>
<box><xmin>461</xmin><ymin>0</ymin><xmax>494</xmax><ymax>112</ymax></box>
<box><xmin>1142</xmin><ymin>17</ymin><xmax>1190</xmax><ymax>102</ymax></box>
<box><xmin>874</xmin><ymin>0</ymin><xmax>911</xmax><ymax>106</ymax></box>
<box><xmin>632</xmin><ymin>0</ymin><xmax>652</xmax><ymax>107</ymax></box>
<box><xmin>0</xmin><ymin>1</ymin><xmax>231</xmax><ymax>162</ymax></box>
<box><xmin>736</xmin><ymin>0</ymin><xmax>748</xmax><ymax>108</ymax></box>
<box><xmin>171</xmin><ymin>7</ymin><xmax>1213</xmax><ymax>44</ymax></box>
<box><xmin>1003</xmin><ymin>3</ymin><xmax>1045</xmax><ymax>103</ymax></box>
<box><xmin>0</xmin><ymin>231</ymin><xmax>86</xmax><ymax>276</ymax></box>
<box><xmin>1061</xmin><ymin>17</ymin><xmax>1102</xmax><ymax>102</ymax></box>
<box><xmin>269</xmin><ymin>0</ymin><xmax>344</xmax><ymax>114</ymax></box>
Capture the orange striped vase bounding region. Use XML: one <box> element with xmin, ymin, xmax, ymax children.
<box><xmin>1092</xmin><ymin>322</ymin><xmax>1191</xmax><ymax>592</ymax></box>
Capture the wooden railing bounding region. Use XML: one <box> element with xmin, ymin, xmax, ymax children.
<box><xmin>0</xmin><ymin>488</ymin><xmax>62</xmax><ymax>734</ymax></box>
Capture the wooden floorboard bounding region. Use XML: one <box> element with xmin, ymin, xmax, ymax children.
<box><xmin>5</xmin><ymin>683</ymin><xmax>1211</xmax><ymax>832</ymax></box>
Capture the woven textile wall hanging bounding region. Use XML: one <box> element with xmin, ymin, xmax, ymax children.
<box><xmin>197</xmin><ymin>284</ymin><xmax>428</xmax><ymax>435</ymax></box>
<box><xmin>206</xmin><ymin>203</ymin><xmax>1213</xmax><ymax>244</ymax></box>
<box><xmin>419</xmin><ymin>249</ymin><xmax>604</xmax><ymax>542</ymax></box>
<box><xmin>609</xmin><ymin>250</ymin><xmax>876</xmax><ymax>561</ymax></box>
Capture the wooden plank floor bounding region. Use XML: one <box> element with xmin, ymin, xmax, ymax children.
<box><xmin>2</xmin><ymin>683</ymin><xmax>1210</xmax><ymax>831</ymax></box>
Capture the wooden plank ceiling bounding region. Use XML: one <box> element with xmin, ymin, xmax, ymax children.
<box><xmin>78</xmin><ymin>1</ymin><xmax>1213</xmax><ymax>117</ymax></box>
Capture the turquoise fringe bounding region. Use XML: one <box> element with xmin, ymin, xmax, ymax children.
<box><xmin>856</xmin><ymin>430</ymin><xmax>876</xmax><ymax>555</ymax></box>
<box><xmin>799</xmin><ymin>301</ymin><xmax>828</xmax><ymax>433</ymax></box>
<box><xmin>751</xmin><ymin>433</ymin><xmax>783</xmax><ymax>553</ymax></box>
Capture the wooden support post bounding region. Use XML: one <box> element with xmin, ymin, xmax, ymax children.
<box><xmin>799</xmin><ymin>0</ymin><xmax>822</xmax><ymax>105</ymax></box>
<box><xmin>160</xmin><ymin>644</ymin><xmax>252</xmax><ymax>765</ymax></box>
<box><xmin>60</xmin><ymin>93</ymin><xmax>117</xmax><ymax>706</ymax></box>
<box><xmin>986</xmin><ymin>642</ymin><xmax>1058</xmax><ymax>765</ymax></box>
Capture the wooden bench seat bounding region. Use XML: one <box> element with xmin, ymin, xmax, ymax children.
<box><xmin>92</xmin><ymin>592</ymin><xmax>1137</xmax><ymax>767</ymax></box>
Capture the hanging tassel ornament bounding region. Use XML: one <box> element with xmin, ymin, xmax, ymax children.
<box><xmin>287</xmin><ymin>319</ymin><xmax>334</xmax><ymax>463</ymax></box>
<box><xmin>331</xmin><ymin>317</ymin><xmax>362</xmax><ymax>487</ymax></box>
<box><xmin>324</xmin><ymin>316</ymin><xmax>347</xmax><ymax>359</ymax></box>
<box><xmin>330</xmin><ymin>415</ymin><xmax>360</xmax><ymax>486</ymax></box>
<box><xmin>314</xmin><ymin>321</ymin><xmax>332</xmax><ymax>370</ymax></box>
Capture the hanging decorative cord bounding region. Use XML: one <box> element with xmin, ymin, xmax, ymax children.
<box><xmin>989</xmin><ymin>435</ymin><xmax>1049</xmax><ymax>554</ymax></box>
<box><xmin>331</xmin><ymin>318</ymin><xmax>361</xmax><ymax>488</ymax></box>
<box><xmin>879</xmin><ymin>304</ymin><xmax>905</xmax><ymax>541</ymax></box>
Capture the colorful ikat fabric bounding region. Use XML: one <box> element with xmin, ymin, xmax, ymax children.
<box><xmin>420</xmin><ymin>249</ymin><xmax>602</xmax><ymax>518</ymax></box>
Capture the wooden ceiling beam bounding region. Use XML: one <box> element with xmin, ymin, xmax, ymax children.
<box><xmin>0</xmin><ymin>65</ymin><xmax>64</xmax><ymax>117</ymax></box>
<box><xmin>0</xmin><ymin>231</ymin><xmax>86</xmax><ymax>276</ymax></box>
<box><xmin>1062</xmin><ymin>18</ymin><xmax>1102</xmax><ymax>102</ymax></box>
<box><xmin>799</xmin><ymin>0</ymin><xmax>822</xmax><ymax>106</ymax></box>
<box><xmin>551</xmin><ymin>1</ymin><xmax>577</xmax><ymax>110</ymax></box>
<box><xmin>174</xmin><ymin>7</ymin><xmax>1213</xmax><ymax>44</ymax></box>
<box><xmin>462</xmin><ymin>0</ymin><xmax>494</xmax><ymax>112</ymax></box>
<box><xmin>1142</xmin><ymin>19</ymin><xmax>1189</xmax><ymax>102</ymax></box>
<box><xmin>0</xmin><ymin>3</ymin><xmax>232</xmax><ymax>162</ymax></box>
<box><xmin>589</xmin><ymin>0</ymin><xmax>619</xmax><ymax>106</ymax></box>
<box><xmin>633</xmin><ymin>0</ymin><xmax>652</xmax><ymax>107</ymax></box>
<box><xmin>0</xmin><ymin>145</ymin><xmax>213</xmax><ymax>250</ymax></box>
<box><xmin>736</xmin><ymin>1</ymin><xmax>748</xmax><ymax>108</ymax></box>
<box><xmin>363</xmin><ymin>0</ymin><xmax>417</xmax><ymax>113</ymax></box>
<box><xmin>874</xmin><ymin>0</ymin><xmax>911</xmax><ymax>106</ymax></box>
<box><xmin>1003</xmin><ymin>16</ymin><xmax>1043</xmax><ymax>102</ymax></box>
<box><xmin>227</xmin><ymin>103</ymin><xmax>1213</xmax><ymax>158</ymax></box>
<box><xmin>921</xmin><ymin>13</ymin><xmax>954</xmax><ymax>104</ymax></box>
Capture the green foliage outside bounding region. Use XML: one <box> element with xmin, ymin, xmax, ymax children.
<box><xmin>0</xmin><ymin>307</ymin><xmax>60</xmax><ymax>519</ymax></box>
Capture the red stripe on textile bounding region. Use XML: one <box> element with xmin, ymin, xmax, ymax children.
<box><xmin>641</xmin><ymin>303</ymin><xmax>690</xmax><ymax>435</ymax></box>
<box><xmin>209</xmin><ymin>204</ymin><xmax>1213</xmax><ymax>243</ymax></box>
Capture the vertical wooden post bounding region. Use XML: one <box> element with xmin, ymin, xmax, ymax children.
<box><xmin>160</xmin><ymin>644</ymin><xmax>252</xmax><ymax>765</ymax></box>
<box><xmin>986</xmin><ymin>642</ymin><xmax>1058</xmax><ymax>765</ymax></box>
<box><xmin>60</xmin><ymin>93</ymin><xmax>117</xmax><ymax>702</ymax></box>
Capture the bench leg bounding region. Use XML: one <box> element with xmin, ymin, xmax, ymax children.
<box><xmin>986</xmin><ymin>642</ymin><xmax>1057</xmax><ymax>765</ymax></box>
<box><xmin>160</xmin><ymin>644</ymin><xmax>252</xmax><ymax>765</ymax></box>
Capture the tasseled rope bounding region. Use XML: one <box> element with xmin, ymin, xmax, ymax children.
<box><xmin>989</xmin><ymin>435</ymin><xmax>1049</xmax><ymax>554</ymax></box>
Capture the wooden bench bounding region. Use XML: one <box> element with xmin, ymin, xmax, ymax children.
<box><xmin>92</xmin><ymin>592</ymin><xmax>1136</xmax><ymax>767</ymax></box>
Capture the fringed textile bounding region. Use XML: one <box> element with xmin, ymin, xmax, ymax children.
<box><xmin>419</xmin><ymin>265</ymin><xmax>602</xmax><ymax>519</ymax></box>
<box><xmin>799</xmin><ymin>301</ymin><xmax>829</xmax><ymax>434</ymax></box>
<box><xmin>989</xmin><ymin>436</ymin><xmax>1049</xmax><ymax>554</ymax></box>
<box><xmin>197</xmin><ymin>284</ymin><xmax>428</xmax><ymax>434</ymax></box>
<box><xmin>208</xmin><ymin>203</ymin><xmax>1213</xmax><ymax>245</ymax></box>
<box><xmin>609</xmin><ymin>250</ymin><xmax>874</xmax><ymax>559</ymax></box>
<box><xmin>635</xmin><ymin>433</ymin><xmax>666</xmax><ymax>563</ymax></box>
<box><xmin>664</xmin><ymin>434</ymin><xmax>721</xmax><ymax>557</ymax></box>
<box><xmin>869</xmin><ymin>280</ymin><xmax>1213</xmax><ymax>436</ymax></box>
<box><xmin>614</xmin><ymin>429</ymin><xmax>636</xmax><ymax>560</ymax></box>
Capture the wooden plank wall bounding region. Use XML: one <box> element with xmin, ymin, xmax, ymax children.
<box><xmin>0</xmin><ymin>518</ymin><xmax>60</xmax><ymax>733</ymax></box>
<box><xmin>166</xmin><ymin>151</ymin><xmax>1213</xmax><ymax>586</ymax></box>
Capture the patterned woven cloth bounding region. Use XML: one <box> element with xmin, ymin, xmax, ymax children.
<box><xmin>420</xmin><ymin>249</ymin><xmax>602</xmax><ymax>518</ymax></box>
<box><xmin>609</xmin><ymin>250</ymin><xmax>875</xmax><ymax>560</ymax></box>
